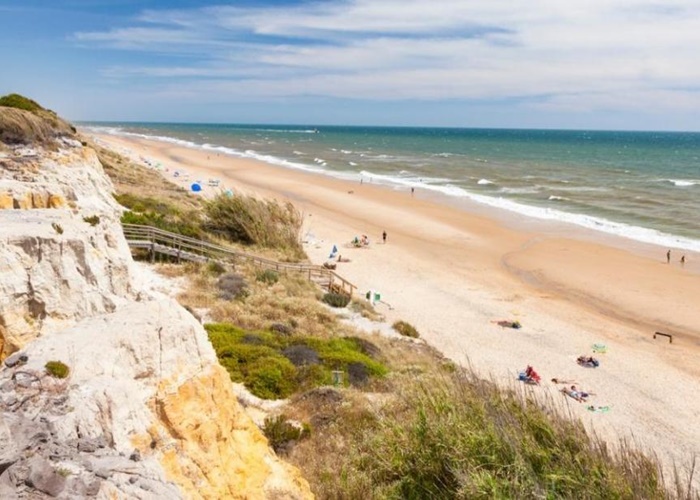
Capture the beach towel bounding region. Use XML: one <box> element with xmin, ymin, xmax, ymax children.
<box><xmin>586</xmin><ymin>405</ymin><xmax>611</xmax><ymax>413</ymax></box>
<box><xmin>592</xmin><ymin>343</ymin><xmax>607</xmax><ymax>353</ymax></box>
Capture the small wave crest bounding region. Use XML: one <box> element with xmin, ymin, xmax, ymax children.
<box><xmin>548</xmin><ymin>195</ymin><xmax>569</xmax><ymax>201</ymax></box>
<box><xmin>477</xmin><ymin>179</ymin><xmax>494</xmax><ymax>185</ymax></box>
<box><xmin>666</xmin><ymin>179</ymin><xmax>697</xmax><ymax>187</ymax></box>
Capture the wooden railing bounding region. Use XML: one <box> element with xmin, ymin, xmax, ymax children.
<box><xmin>121</xmin><ymin>223</ymin><xmax>356</xmax><ymax>297</ymax></box>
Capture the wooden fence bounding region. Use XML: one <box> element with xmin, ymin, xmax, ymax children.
<box><xmin>121</xmin><ymin>223</ymin><xmax>355</xmax><ymax>296</ymax></box>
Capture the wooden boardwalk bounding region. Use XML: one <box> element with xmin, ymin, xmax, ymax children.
<box><xmin>122</xmin><ymin>223</ymin><xmax>356</xmax><ymax>297</ymax></box>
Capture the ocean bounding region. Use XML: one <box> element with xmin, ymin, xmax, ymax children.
<box><xmin>86</xmin><ymin>123</ymin><xmax>700</xmax><ymax>252</ymax></box>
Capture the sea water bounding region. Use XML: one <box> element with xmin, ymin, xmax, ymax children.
<box><xmin>86</xmin><ymin>123</ymin><xmax>700</xmax><ymax>252</ymax></box>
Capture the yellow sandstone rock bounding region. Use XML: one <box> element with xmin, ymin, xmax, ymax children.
<box><xmin>48</xmin><ymin>194</ymin><xmax>65</xmax><ymax>208</ymax></box>
<box><xmin>144</xmin><ymin>365</ymin><xmax>313</xmax><ymax>500</ymax></box>
<box><xmin>32</xmin><ymin>191</ymin><xmax>49</xmax><ymax>208</ymax></box>
<box><xmin>0</xmin><ymin>193</ymin><xmax>12</xmax><ymax>209</ymax></box>
<box><xmin>14</xmin><ymin>193</ymin><xmax>32</xmax><ymax>209</ymax></box>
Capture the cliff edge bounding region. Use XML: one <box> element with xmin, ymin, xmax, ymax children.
<box><xmin>0</xmin><ymin>100</ymin><xmax>312</xmax><ymax>499</ymax></box>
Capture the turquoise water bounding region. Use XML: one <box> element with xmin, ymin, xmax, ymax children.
<box><xmin>86</xmin><ymin>123</ymin><xmax>700</xmax><ymax>252</ymax></box>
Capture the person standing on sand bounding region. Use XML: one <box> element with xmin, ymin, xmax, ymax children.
<box><xmin>667</xmin><ymin>249</ymin><xmax>671</xmax><ymax>263</ymax></box>
<box><xmin>681</xmin><ymin>255</ymin><xmax>686</xmax><ymax>266</ymax></box>
<box><xmin>411</xmin><ymin>187</ymin><xmax>415</xmax><ymax>196</ymax></box>
<box><xmin>382</xmin><ymin>231</ymin><xmax>387</xmax><ymax>244</ymax></box>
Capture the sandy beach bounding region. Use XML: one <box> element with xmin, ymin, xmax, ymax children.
<box><xmin>91</xmin><ymin>132</ymin><xmax>700</xmax><ymax>484</ymax></box>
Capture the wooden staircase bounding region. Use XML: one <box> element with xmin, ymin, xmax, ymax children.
<box><xmin>122</xmin><ymin>223</ymin><xmax>356</xmax><ymax>296</ymax></box>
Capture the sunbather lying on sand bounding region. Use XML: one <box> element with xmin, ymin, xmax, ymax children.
<box><xmin>561</xmin><ymin>386</ymin><xmax>589</xmax><ymax>402</ymax></box>
<box><xmin>577</xmin><ymin>355</ymin><xmax>599</xmax><ymax>367</ymax></box>
<box><xmin>551</xmin><ymin>378</ymin><xmax>577</xmax><ymax>384</ymax></box>
<box><xmin>492</xmin><ymin>320</ymin><xmax>522</xmax><ymax>329</ymax></box>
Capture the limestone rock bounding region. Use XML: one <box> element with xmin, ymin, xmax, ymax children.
<box><xmin>26</xmin><ymin>456</ymin><xmax>66</xmax><ymax>497</ymax></box>
<box><xmin>0</xmin><ymin>298</ymin><xmax>312</xmax><ymax>499</ymax></box>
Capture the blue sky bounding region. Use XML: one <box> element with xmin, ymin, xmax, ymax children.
<box><xmin>1</xmin><ymin>0</ymin><xmax>699</xmax><ymax>130</ymax></box>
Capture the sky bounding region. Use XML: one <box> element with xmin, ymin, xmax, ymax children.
<box><xmin>1</xmin><ymin>0</ymin><xmax>699</xmax><ymax>130</ymax></box>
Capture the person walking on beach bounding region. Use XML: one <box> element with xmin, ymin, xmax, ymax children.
<box><xmin>411</xmin><ymin>187</ymin><xmax>415</xmax><ymax>196</ymax></box>
<box><xmin>667</xmin><ymin>249</ymin><xmax>671</xmax><ymax>264</ymax></box>
<box><xmin>681</xmin><ymin>255</ymin><xmax>686</xmax><ymax>266</ymax></box>
<box><xmin>382</xmin><ymin>231</ymin><xmax>387</xmax><ymax>244</ymax></box>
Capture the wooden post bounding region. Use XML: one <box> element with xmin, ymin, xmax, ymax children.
<box><xmin>653</xmin><ymin>331</ymin><xmax>672</xmax><ymax>343</ymax></box>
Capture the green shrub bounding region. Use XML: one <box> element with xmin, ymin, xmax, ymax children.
<box><xmin>256</xmin><ymin>269</ymin><xmax>279</xmax><ymax>285</ymax></box>
<box><xmin>82</xmin><ymin>215</ymin><xmax>100</xmax><ymax>226</ymax></box>
<box><xmin>245</xmin><ymin>356</ymin><xmax>298</xmax><ymax>399</ymax></box>
<box><xmin>262</xmin><ymin>414</ymin><xmax>311</xmax><ymax>453</ymax></box>
<box><xmin>204</xmin><ymin>194</ymin><xmax>305</xmax><ymax>259</ymax></box>
<box><xmin>45</xmin><ymin>360</ymin><xmax>70</xmax><ymax>379</ymax></box>
<box><xmin>206</xmin><ymin>261</ymin><xmax>226</xmax><ymax>276</ymax></box>
<box><xmin>51</xmin><ymin>222</ymin><xmax>63</xmax><ymax>235</ymax></box>
<box><xmin>206</xmin><ymin>323</ymin><xmax>387</xmax><ymax>399</ymax></box>
<box><xmin>0</xmin><ymin>93</ymin><xmax>42</xmax><ymax>112</ymax></box>
<box><xmin>392</xmin><ymin>320</ymin><xmax>420</xmax><ymax>338</ymax></box>
<box><xmin>322</xmin><ymin>292</ymin><xmax>350</xmax><ymax>308</ymax></box>
<box><xmin>116</xmin><ymin>193</ymin><xmax>204</xmax><ymax>239</ymax></box>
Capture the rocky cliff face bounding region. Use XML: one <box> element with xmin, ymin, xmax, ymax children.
<box><xmin>0</xmin><ymin>106</ymin><xmax>312</xmax><ymax>499</ymax></box>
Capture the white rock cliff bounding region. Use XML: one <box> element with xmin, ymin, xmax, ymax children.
<box><xmin>0</xmin><ymin>109</ymin><xmax>312</xmax><ymax>499</ymax></box>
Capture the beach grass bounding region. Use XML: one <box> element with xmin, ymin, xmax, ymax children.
<box><xmin>287</xmin><ymin>368</ymin><xmax>669</xmax><ymax>499</ymax></box>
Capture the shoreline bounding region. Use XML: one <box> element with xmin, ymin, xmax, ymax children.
<box><xmin>89</xmin><ymin>131</ymin><xmax>700</xmax><ymax>482</ymax></box>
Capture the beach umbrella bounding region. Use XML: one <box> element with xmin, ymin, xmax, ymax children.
<box><xmin>191</xmin><ymin>183</ymin><xmax>202</xmax><ymax>192</ymax></box>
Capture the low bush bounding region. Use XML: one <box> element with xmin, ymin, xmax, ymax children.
<box><xmin>217</xmin><ymin>273</ymin><xmax>248</xmax><ymax>301</ymax></box>
<box><xmin>206</xmin><ymin>261</ymin><xmax>226</xmax><ymax>276</ymax></box>
<box><xmin>0</xmin><ymin>93</ymin><xmax>42</xmax><ymax>112</ymax></box>
<box><xmin>282</xmin><ymin>345</ymin><xmax>320</xmax><ymax>367</ymax></box>
<box><xmin>204</xmin><ymin>194</ymin><xmax>305</xmax><ymax>260</ymax></box>
<box><xmin>322</xmin><ymin>292</ymin><xmax>351</xmax><ymax>308</ymax></box>
<box><xmin>51</xmin><ymin>222</ymin><xmax>63</xmax><ymax>235</ymax></box>
<box><xmin>256</xmin><ymin>269</ymin><xmax>279</xmax><ymax>285</ymax></box>
<box><xmin>206</xmin><ymin>323</ymin><xmax>387</xmax><ymax>399</ymax></box>
<box><xmin>262</xmin><ymin>414</ymin><xmax>311</xmax><ymax>454</ymax></box>
<box><xmin>45</xmin><ymin>360</ymin><xmax>70</xmax><ymax>379</ymax></box>
<box><xmin>392</xmin><ymin>320</ymin><xmax>420</xmax><ymax>338</ymax></box>
<box><xmin>82</xmin><ymin>215</ymin><xmax>100</xmax><ymax>226</ymax></box>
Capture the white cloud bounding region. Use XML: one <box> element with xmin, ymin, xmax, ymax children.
<box><xmin>72</xmin><ymin>0</ymin><xmax>700</xmax><ymax>115</ymax></box>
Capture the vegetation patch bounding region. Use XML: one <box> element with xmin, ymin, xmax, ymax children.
<box><xmin>204</xmin><ymin>194</ymin><xmax>305</xmax><ymax>260</ymax></box>
<box><xmin>82</xmin><ymin>215</ymin><xmax>100</xmax><ymax>226</ymax></box>
<box><xmin>45</xmin><ymin>360</ymin><xmax>70</xmax><ymax>379</ymax></box>
<box><xmin>216</xmin><ymin>273</ymin><xmax>248</xmax><ymax>301</ymax></box>
<box><xmin>262</xmin><ymin>414</ymin><xmax>311</xmax><ymax>454</ymax></box>
<box><xmin>206</xmin><ymin>323</ymin><xmax>387</xmax><ymax>399</ymax></box>
<box><xmin>392</xmin><ymin>320</ymin><xmax>420</xmax><ymax>338</ymax></box>
<box><xmin>206</xmin><ymin>261</ymin><xmax>226</xmax><ymax>276</ymax></box>
<box><xmin>0</xmin><ymin>93</ymin><xmax>42</xmax><ymax>113</ymax></box>
<box><xmin>255</xmin><ymin>269</ymin><xmax>279</xmax><ymax>285</ymax></box>
<box><xmin>290</xmin><ymin>371</ymin><xmax>668</xmax><ymax>499</ymax></box>
<box><xmin>116</xmin><ymin>193</ymin><xmax>204</xmax><ymax>239</ymax></box>
<box><xmin>322</xmin><ymin>292</ymin><xmax>351</xmax><ymax>308</ymax></box>
<box><xmin>51</xmin><ymin>222</ymin><xmax>63</xmax><ymax>235</ymax></box>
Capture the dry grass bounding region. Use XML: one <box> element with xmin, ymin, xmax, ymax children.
<box><xmin>89</xmin><ymin>139</ymin><xmax>202</xmax><ymax>211</ymax></box>
<box><xmin>0</xmin><ymin>103</ymin><xmax>75</xmax><ymax>147</ymax></box>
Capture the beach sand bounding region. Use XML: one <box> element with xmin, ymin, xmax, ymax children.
<box><xmin>91</xmin><ymin>132</ymin><xmax>700</xmax><ymax>485</ymax></box>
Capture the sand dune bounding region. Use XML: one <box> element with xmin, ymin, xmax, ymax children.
<box><xmin>91</xmin><ymin>132</ymin><xmax>700</xmax><ymax>485</ymax></box>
